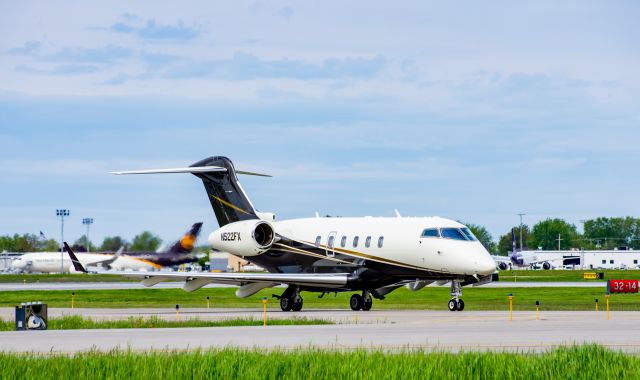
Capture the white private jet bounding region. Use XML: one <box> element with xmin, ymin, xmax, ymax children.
<box><xmin>73</xmin><ymin>156</ymin><xmax>495</xmax><ymax>312</ymax></box>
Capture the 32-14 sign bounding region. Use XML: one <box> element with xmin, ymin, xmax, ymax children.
<box><xmin>608</xmin><ymin>279</ymin><xmax>639</xmax><ymax>294</ymax></box>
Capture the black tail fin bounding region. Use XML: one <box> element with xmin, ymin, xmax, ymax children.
<box><xmin>63</xmin><ymin>242</ymin><xmax>88</xmax><ymax>273</ymax></box>
<box><xmin>190</xmin><ymin>156</ymin><xmax>259</xmax><ymax>227</ymax></box>
<box><xmin>168</xmin><ymin>222</ymin><xmax>203</xmax><ymax>254</ymax></box>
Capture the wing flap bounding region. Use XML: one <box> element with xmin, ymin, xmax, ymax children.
<box><xmin>120</xmin><ymin>271</ymin><xmax>349</xmax><ymax>289</ymax></box>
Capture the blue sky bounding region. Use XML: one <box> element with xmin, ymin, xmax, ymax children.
<box><xmin>1</xmin><ymin>1</ymin><xmax>639</xmax><ymax>247</ymax></box>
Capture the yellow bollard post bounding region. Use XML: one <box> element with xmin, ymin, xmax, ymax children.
<box><xmin>206</xmin><ymin>296</ymin><xmax>210</xmax><ymax>309</ymax></box>
<box><xmin>605</xmin><ymin>293</ymin><xmax>610</xmax><ymax>320</ymax></box>
<box><xmin>508</xmin><ymin>293</ymin><xmax>513</xmax><ymax>321</ymax></box>
<box><xmin>262</xmin><ymin>297</ymin><xmax>268</xmax><ymax>327</ymax></box>
<box><xmin>71</xmin><ymin>292</ymin><xmax>75</xmax><ymax>309</ymax></box>
<box><xmin>175</xmin><ymin>304</ymin><xmax>180</xmax><ymax>321</ymax></box>
<box><xmin>535</xmin><ymin>300</ymin><xmax>539</xmax><ymax>320</ymax></box>
<box><xmin>595</xmin><ymin>298</ymin><xmax>599</xmax><ymax>312</ymax></box>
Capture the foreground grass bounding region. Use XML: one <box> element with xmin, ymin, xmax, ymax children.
<box><xmin>0</xmin><ymin>315</ymin><xmax>332</xmax><ymax>331</ymax></box>
<box><xmin>0</xmin><ymin>286</ymin><xmax>638</xmax><ymax>311</ymax></box>
<box><xmin>0</xmin><ymin>345</ymin><xmax>638</xmax><ymax>379</ymax></box>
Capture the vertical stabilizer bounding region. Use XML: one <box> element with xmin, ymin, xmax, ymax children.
<box><xmin>190</xmin><ymin>156</ymin><xmax>259</xmax><ymax>227</ymax></box>
<box><xmin>168</xmin><ymin>222</ymin><xmax>203</xmax><ymax>253</ymax></box>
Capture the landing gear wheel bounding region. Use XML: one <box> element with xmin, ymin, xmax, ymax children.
<box><xmin>448</xmin><ymin>299</ymin><xmax>458</xmax><ymax>312</ymax></box>
<box><xmin>456</xmin><ymin>299</ymin><xmax>465</xmax><ymax>311</ymax></box>
<box><xmin>292</xmin><ymin>298</ymin><xmax>303</xmax><ymax>312</ymax></box>
<box><xmin>362</xmin><ymin>297</ymin><xmax>373</xmax><ymax>311</ymax></box>
<box><xmin>350</xmin><ymin>294</ymin><xmax>363</xmax><ymax>311</ymax></box>
<box><xmin>280</xmin><ymin>297</ymin><xmax>293</xmax><ymax>312</ymax></box>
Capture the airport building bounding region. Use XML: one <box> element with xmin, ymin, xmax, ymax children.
<box><xmin>519</xmin><ymin>248</ymin><xmax>640</xmax><ymax>270</ymax></box>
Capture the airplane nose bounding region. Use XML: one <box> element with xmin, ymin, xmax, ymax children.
<box><xmin>478</xmin><ymin>257</ymin><xmax>496</xmax><ymax>275</ymax></box>
<box><xmin>474</xmin><ymin>245</ymin><xmax>496</xmax><ymax>275</ymax></box>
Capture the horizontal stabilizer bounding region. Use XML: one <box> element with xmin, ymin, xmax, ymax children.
<box><xmin>110</xmin><ymin>166</ymin><xmax>227</xmax><ymax>175</ymax></box>
<box><xmin>110</xmin><ymin>166</ymin><xmax>271</xmax><ymax>177</ymax></box>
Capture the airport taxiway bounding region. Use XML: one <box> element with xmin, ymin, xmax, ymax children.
<box><xmin>0</xmin><ymin>309</ymin><xmax>638</xmax><ymax>353</ymax></box>
<box><xmin>0</xmin><ymin>281</ymin><xmax>607</xmax><ymax>291</ymax></box>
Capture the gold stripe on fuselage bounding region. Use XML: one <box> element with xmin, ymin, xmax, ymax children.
<box><xmin>272</xmin><ymin>243</ymin><xmax>352</xmax><ymax>265</ymax></box>
<box><xmin>298</xmin><ymin>239</ymin><xmax>434</xmax><ymax>272</ymax></box>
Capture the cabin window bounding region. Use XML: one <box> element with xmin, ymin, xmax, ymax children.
<box><xmin>610</xmin><ymin>260</ymin><xmax>614</xmax><ymax>264</ymax></box>
<box><xmin>602</xmin><ymin>260</ymin><xmax>606</xmax><ymax>264</ymax></box>
<box><xmin>340</xmin><ymin>236</ymin><xmax>347</xmax><ymax>248</ymax></box>
<box><xmin>634</xmin><ymin>260</ymin><xmax>638</xmax><ymax>264</ymax></box>
<box><xmin>353</xmin><ymin>236</ymin><xmax>359</xmax><ymax>247</ymax></box>
<box><xmin>378</xmin><ymin>236</ymin><xmax>384</xmax><ymax>248</ymax></box>
<box><xmin>421</xmin><ymin>228</ymin><xmax>440</xmax><ymax>238</ymax></box>
<box><xmin>460</xmin><ymin>228</ymin><xmax>477</xmax><ymax>241</ymax></box>
<box><xmin>315</xmin><ymin>236</ymin><xmax>321</xmax><ymax>247</ymax></box>
<box><xmin>441</xmin><ymin>228</ymin><xmax>469</xmax><ymax>241</ymax></box>
<box><xmin>328</xmin><ymin>236</ymin><xmax>335</xmax><ymax>249</ymax></box>
<box><xmin>365</xmin><ymin>236</ymin><xmax>372</xmax><ymax>248</ymax></box>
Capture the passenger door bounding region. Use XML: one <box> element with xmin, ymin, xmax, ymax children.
<box><xmin>326</xmin><ymin>231</ymin><xmax>337</xmax><ymax>258</ymax></box>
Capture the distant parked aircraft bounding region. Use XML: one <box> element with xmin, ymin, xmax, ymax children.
<box><xmin>11</xmin><ymin>223</ymin><xmax>202</xmax><ymax>273</ymax></box>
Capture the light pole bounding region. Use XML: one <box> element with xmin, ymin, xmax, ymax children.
<box><xmin>82</xmin><ymin>218</ymin><xmax>94</xmax><ymax>252</ymax></box>
<box><xmin>517</xmin><ymin>213</ymin><xmax>526</xmax><ymax>251</ymax></box>
<box><xmin>56</xmin><ymin>209</ymin><xmax>69</xmax><ymax>273</ymax></box>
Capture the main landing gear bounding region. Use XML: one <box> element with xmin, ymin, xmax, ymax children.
<box><xmin>448</xmin><ymin>280</ymin><xmax>465</xmax><ymax>312</ymax></box>
<box><xmin>277</xmin><ymin>287</ymin><xmax>304</xmax><ymax>312</ymax></box>
<box><xmin>350</xmin><ymin>290</ymin><xmax>373</xmax><ymax>311</ymax></box>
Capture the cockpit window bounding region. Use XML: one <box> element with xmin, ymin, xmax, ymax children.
<box><xmin>421</xmin><ymin>228</ymin><xmax>440</xmax><ymax>238</ymax></box>
<box><xmin>441</xmin><ymin>228</ymin><xmax>469</xmax><ymax>241</ymax></box>
<box><xmin>460</xmin><ymin>228</ymin><xmax>477</xmax><ymax>241</ymax></box>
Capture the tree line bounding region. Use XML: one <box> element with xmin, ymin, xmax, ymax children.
<box><xmin>471</xmin><ymin>217</ymin><xmax>640</xmax><ymax>255</ymax></box>
<box><xmin>3</xmin><ymin>216</ymin><xmax>639</xmax><ymax>255</ymax></box>
<box><xmin>0</xmin><ymin>231</ymin><xmax>163</xmax><ymax>253</ymax></box>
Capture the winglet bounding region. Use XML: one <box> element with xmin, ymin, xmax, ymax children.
<box><xmin>63</xmin><ymin>242</ymin><xmax>88</xmax><ymax>273</ymax></box>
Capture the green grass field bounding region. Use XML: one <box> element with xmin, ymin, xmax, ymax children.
<box><xmin>0</xmin><ymin>273</ymin><xmax>136</xmax><ymax>283</ymax></box>
<box><xmin>0</xmin><ymin>315</ymin><xmax>331</xmax><ymax>331</ymax></box>
<box><xmin>1</xmin><ymin>269</ymin><xmax>638</xmax><ymax>283</ymax></box>
<box><xmin>1</xmin><ymin>285</ymin><xmax>638</xmax><ymax>310</ymax></box>
<box><xmin>0</xmin><ymin>345</ymin><xmax>637</xmax><ymax>379</ymax></box>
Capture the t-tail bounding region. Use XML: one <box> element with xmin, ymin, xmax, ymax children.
<box><xmin>168</xmin><ymin>222</ymin><xmax>203</xmax><ymax>254</ymax></box>
<box><xmin>110</xmin><ymin>156</ymin><xmax>270</xmax><ymax>227</ymax></box>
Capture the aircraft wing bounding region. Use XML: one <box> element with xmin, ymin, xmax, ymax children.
<box><xmin>114</xmin><ymin>271</ymin><xmax>349</xmax><ymax>292</ymax></box>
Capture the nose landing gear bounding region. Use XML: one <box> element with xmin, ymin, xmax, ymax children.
<box><xmin>448</xmin><ymin>280</ymin><xmax>465</xmax><ymax>311</ymax></box>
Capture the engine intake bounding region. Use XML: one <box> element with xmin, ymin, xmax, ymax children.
<box><xmin>208</xmin><ymin>220</ymin><xmax>275</xmax><ymax>257</ymax></box>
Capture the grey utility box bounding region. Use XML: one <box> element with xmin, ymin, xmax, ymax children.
<box><xmin>15</xmin><ymin>302</ymin><xmax>48</xmax><ymax>330</ymax></box>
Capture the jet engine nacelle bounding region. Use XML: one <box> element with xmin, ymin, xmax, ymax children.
<box><xmin>498</xmin><ymin>262</ymin><xmax>509</xmax><ymax>271</ymax></box>
<box><xmin>542</xmin><ymin>261</ymin><xmax>551</xmax><ymax>270</ymax></box>
<box><xmin>208</xmin><ymin>220</ymin><xmax>275</xmax><ymax>257</ymax></box>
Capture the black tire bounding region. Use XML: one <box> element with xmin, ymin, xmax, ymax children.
<box><xmin>280</xmin><ymin>297</ymin><xmax>293</xmax><ymax>312</ymax></box>
<box><xmin>292</xmin><ymin>298</ymin><xmax>303</xmax><ymax>312</ymax></box>
<box><xmin>456</xmin><ymin>299</ymin><xmax>465</xmax><ymax>311</ymax></box>
<box><xmin>350</xmin><ymin>294</ymin><xmax>363</xmax><ymax>311</ymax></box>
<box><xmin>362</xmin><ymin>297</ymin><xmax>373</xmax><ymax>311</ymax></box>
<box><xmin>448</xmin><ymin>299</ymin><xmax>458</xmax><ymax>312</ymax></box>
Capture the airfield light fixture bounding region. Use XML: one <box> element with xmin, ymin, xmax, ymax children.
<box><xmin>82</xmin><ymin>218</ymin><xmax>94</xmax><ymax>252</ymax></box>
<box><xmin>56</xmin><ymin>209</ymin><xmax>70</xmax><ymax>273</ymax></box>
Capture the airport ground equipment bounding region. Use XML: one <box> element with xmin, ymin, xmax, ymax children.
<box><xmin>15</xmin><ymin>302</ymin><xmax>47</xmax><ymax>330</ymax></box>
